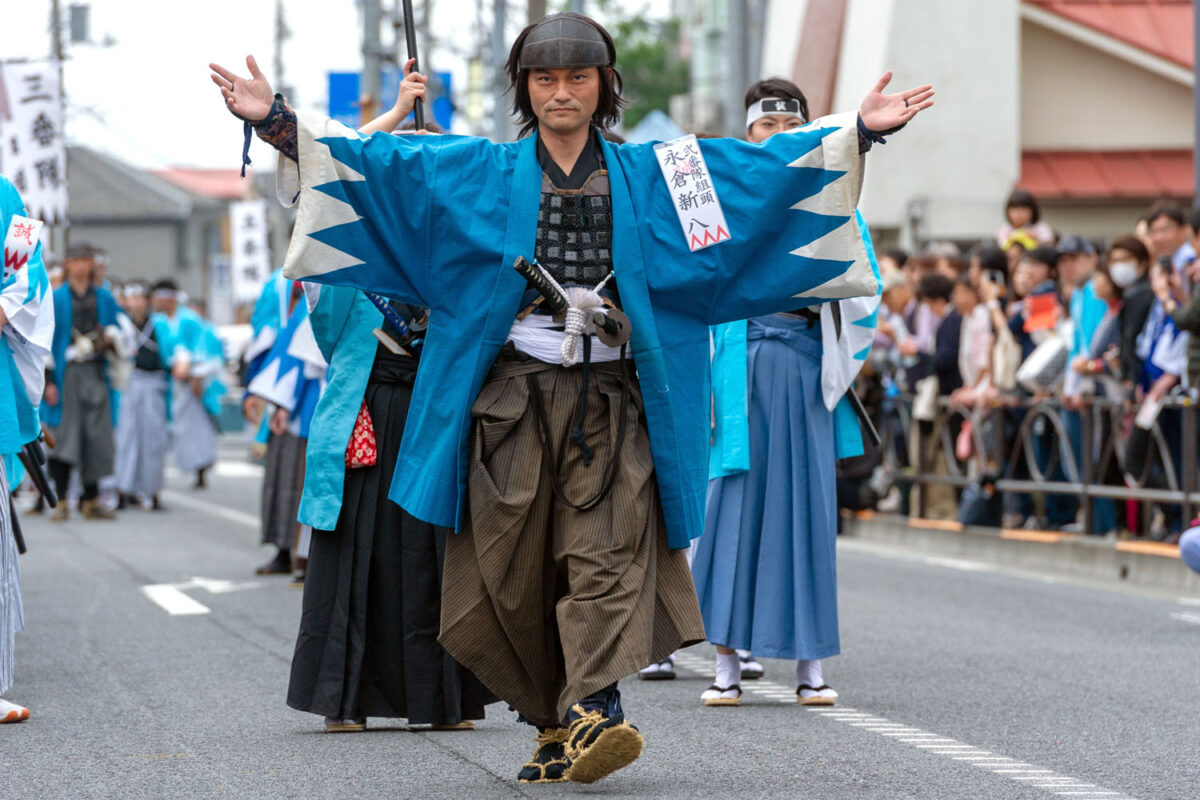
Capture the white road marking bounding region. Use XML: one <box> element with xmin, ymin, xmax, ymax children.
<box><xmin>141</xmin><ymin>577</ymin><xmax>262</xmax><ymax>616</ymax></box>
<box><xmin>159</xmin><ymin>490</ymin><xmax>259</xmax><ymax>529</ymax></box>
<box><xmin>670</xmin><ymin>651</ymin><xmax>1137</xmax><ymax>798</ymax></box>
<box><xmin>140</xmin><ymin>585</ymin><xmax>210</xmax><ymax>616</ymax></box>
<box><xmin>922</xmin><ymin>556</ymin><xmax>995</xmax><ymax>572</ymax></box>
<box><xmin>167</xmin><ymin>462</ymin><xmax>264</xmax><ymax>480</ymax></box>
<box><xmin>1169</xmin><ymin>611</ymin><xmax>1200</xmax><ymax>626</ymax></box>
<box><xmin>1176</xmin><ymin>597</ymin><xmax>1200</xmax><ymax>606</ymax></box>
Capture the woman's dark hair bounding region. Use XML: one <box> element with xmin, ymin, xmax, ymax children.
<box><xmin>505</xmin><ymin>14</ymin><xmax>625</xmax><ymax>138</ymax></box>
<box><xmin>743</xmin><ymin>77</ymin><xmax>809</xmax><ymax>122</ymax></box>
<box><xmin>1110</xmin><ymin>234</ymin><xmax>1151</xmax><ymax>270</ymax></box>
<box><xmin>1005</xmin><ymin>189</ymin><xmax>1041</xmax><ymax>225</ymax></box>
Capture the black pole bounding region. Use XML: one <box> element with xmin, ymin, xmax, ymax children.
<box><xmin>401</xmin><ymin>0</ymin><xmax>426</xmax><ymax>130</ymax></box>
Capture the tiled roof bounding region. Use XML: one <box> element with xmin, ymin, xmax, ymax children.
<box><xmin>151</xmin><ymin>168</ymin><xmax>250</xmax><ymax>200</ymax></box>
<box><xmin>68</xmin><ymin>146</ymin><xmax>220</xmax><ymax>221</ymax></box>
<box><xmin>1019</xmin><ymin>149</ymin><xmax>1193</xmax><ymax>199</ymax></box>
<box><xmin>1027</xmin><ymin>0</ymin><xmax>1193</xmax><ymax>67</ymax></box>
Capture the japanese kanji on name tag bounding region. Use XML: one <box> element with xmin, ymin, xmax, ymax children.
<box><xmin>3</xmin><ymin>214</ymin><xmax>43</xmax><ymax>282</ymax></box>
<box><xmin>654</xmin><ymin>134</ymin><xmax>732</xmax><ymax>252</ymax></box>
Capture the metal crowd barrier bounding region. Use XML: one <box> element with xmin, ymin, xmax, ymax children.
<box><xmin>876</xmin><ymin>393</ymin><xmax>1200</xmax><ymax>533</ymax></box>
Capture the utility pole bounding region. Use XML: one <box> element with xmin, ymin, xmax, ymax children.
<box><xmin>273</xmin><ymin>0</ymin><xmax>292</xmax><ymax>101</ymax></box>
<box><xmin>725</xmin><ymin>0</ymin><xmax>748</xmax><ymax>137</ymax></box>
<box><xmin>569</xmin><ymin>0</ymin><xmax>585</xmax><ymax>13</ymax></box>
<box><xmin>362</xmin><ymin>0</ymin><xmax>383</xmax><ymax>126</ymax></box>
<box><xmin>492</xmin><ymin>0</ymin><xmax>511</xmax><ymax>141</ymax></box>
<box><xmin>528</xmin><ymin>0</ymin><xmax>547</xmax><ymax>23</ymax></box>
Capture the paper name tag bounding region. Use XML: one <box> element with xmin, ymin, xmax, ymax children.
<box><xmin>654</xmin><ymin>135</ymin><xmax>731</xmax><ymax>252</ymax></box>
<box><xmin>4</xmin><ymin>214</ymin><xmax>43</xmax><ymax>282</ymax></box>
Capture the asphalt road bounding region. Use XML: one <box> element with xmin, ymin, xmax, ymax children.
<box><xmin>4</xmin><ymin>441</ymin><xmax>1199</xmax><ymax>799</ymax></box>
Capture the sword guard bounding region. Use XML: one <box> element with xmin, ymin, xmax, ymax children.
<box><xmin>594</xmin><ymin>309</ymin><xmax>631</xmax><ymax>347</ymax></box>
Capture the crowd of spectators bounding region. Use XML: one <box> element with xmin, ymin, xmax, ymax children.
<box><xmin>863</xmin><ymin>190</ymin><xmax>1200</xmax><ymax>543</ymax></box>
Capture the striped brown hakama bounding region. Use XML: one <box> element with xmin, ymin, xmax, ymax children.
<box><xmin>439</xmin><ymin>350</ymin><xmax>705</xmax><ymax>727</ymax></box>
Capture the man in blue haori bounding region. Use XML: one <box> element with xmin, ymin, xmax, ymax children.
<box><xmin>0</xmin><ymin>174</ymin><xmax>53</xmax><ymax>723</ymax></box>
<box><xmin>211</xmin><ymin>11</ymin><xmax>932</xmax><ymax>784</ymax></box>
<box><xmin>42</xmin><ymin>244</ymin><xmax>122</xmax><ymax>521</ymax></box>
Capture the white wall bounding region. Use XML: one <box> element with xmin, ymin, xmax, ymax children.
<box><xmin>1021</xmin><ymin>20</ymin><xmax>1194</xmax><ymax>150</ymax></box>
<box><xmin>760</xmin><ymin>0</ymin><xmax>806</xmax><ymax>79</ymax></box>
<box><xmin>833</xmin><ymin>0</ymin><xmax>1021</xmax><ymax>244</ymax></box>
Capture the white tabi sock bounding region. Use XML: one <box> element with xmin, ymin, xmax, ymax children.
<box><xmin>796</xmin><ymin>659</ymin><xmax>823</xmax><ymax>688</ymax></box>
<box><xmin>715</xmin><ymin>652</ymin><xmax>740</xmax><ymax>689</ymax></box>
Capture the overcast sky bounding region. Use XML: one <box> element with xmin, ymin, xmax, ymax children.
<box><xmin>0</xmin><ymin>0</ymin><xmax>670</xmax><ymax>170</ymax></box>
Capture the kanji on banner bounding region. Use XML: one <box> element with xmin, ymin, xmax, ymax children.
<box><xmin>0</xmin><ymin>61</ymin><xmax>68</xmax><ymax>225</ymax></box>
<box><xmin>229</xmin><ymin>199</ymin><xmax>271</xmax><ymax>304</ymax></box>
<box><xmin>653</xmin><ymin>134</ymin><xmax>732</xmax><ymax>252</ymax></box>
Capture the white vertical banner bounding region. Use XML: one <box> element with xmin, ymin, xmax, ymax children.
<box><xmin>0</xmin><ymin>60</ymin><xmax>69</xmax><ymax>226</ymax></box>
<box><xmin>229</xmin><ymin>199</ymin><xmax>271</xmax><ymax>304</ymax></box>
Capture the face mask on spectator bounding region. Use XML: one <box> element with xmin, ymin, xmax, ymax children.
<box><xmin>1110</xmin><ymin>260</ymin><xmax>1139</xmax><ymax>288</ymax></box>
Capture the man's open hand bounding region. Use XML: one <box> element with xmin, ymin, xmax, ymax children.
<box><xmin>210</xmin><ymin>55</ymin><xmax>274</xmax><ymax>123</ymax></box>
<box><xmin>859</xmin><ymin>71</ymin><xmax>934</xmax><ymax>132</ymax></box>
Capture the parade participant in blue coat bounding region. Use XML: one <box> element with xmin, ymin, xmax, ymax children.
<box><xmin>286</xmin><ymin>73</ymin><xmax>492</xmax><ymax>733</ymax></box>
<box><xmin>694</xmin><ymin>78</ymin><xmax>883</xmax><ymax>708</ymax></box>
<box><xmin>246</xmin><ymin>280</ymin><xmax>322</xmax><ymax>576</ymax></box>
<box><xmin>0</xmin><ymin>174</ymin><xmax>53</xmax><ymax>722</ymax></box>
<box><xmin>242</xmin><ymin>268</ymin><xmax>289</xmax><ymax>455</ymax></box>
<box><xmin>43</xmin><ymin>243</ymin><xmax>122</xmax><ymax>521</ymax></box>
<box><xmin>288</xmin><ymin>283</ymin><xmax>492</xmax><ymax>733</ymax></box>
<box><xmin>153</xmin><ymin>283</ymin><xmax>227</xmax><ymax>490</ymax></box>
<box><xmin>113</xmin><ymin>280</ymin><xmax>176</xmax><ymax>511</ymax></box>
<box><xmin>211</xmin><ymin>11</ymin><xmax>932</xmax><ymax>784</ymax></box>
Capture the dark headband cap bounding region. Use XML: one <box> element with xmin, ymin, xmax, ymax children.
<box><xmin>518</xmin><ymin>14</ymin><xmax>611</xmax><ymax>70</ymax></box>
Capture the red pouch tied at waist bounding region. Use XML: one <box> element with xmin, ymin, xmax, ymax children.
<box><xmin>345</xmin><ymin>400</ymin><xmax>377</xmax><ymax>468</ymax></box>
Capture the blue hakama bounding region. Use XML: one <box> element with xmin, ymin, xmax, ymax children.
<box><xmin>693</xmin><ymin>315</ymin><xmax>839</xmax><ymax>661</ymax></box>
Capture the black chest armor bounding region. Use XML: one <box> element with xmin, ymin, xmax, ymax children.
<box><xmin>526</xmin><ymin>131</ymin><xmax>619</xmax><ymax>311</ymax></box>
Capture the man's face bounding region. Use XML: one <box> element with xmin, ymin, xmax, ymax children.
<box><xmin>63</xmin><ymin>256</ymin><xmax>93</xmax><ymax>284</ymax></box>
<box><xmin>153</xmin><ymin>295</ymin><xmax>178</xmax><ymax>316</ymax></box>
<box><xmin>882</xmin><ymin>285</ymin><xmax>911</xmax><ymax>314</ymax></box>
<box><xmin>528</xmin><ymin>67</ymin><xmax>601</xmax><ymax>136</ymax></box>
<box><xmin>1148</xmin><ymin>215</ymin><xmax>1187</xmax><ymax>258</ymax></box>
<box><xmin>747</xmin><ymin>114</ymin><xmax>803</xmax><ymax>144</ymax></box>
<box><xmin>124</xmin><ymin>294</ymin><xmax>149</xmax><ymax>319</ymax></box>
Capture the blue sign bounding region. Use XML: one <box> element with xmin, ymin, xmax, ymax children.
<box><xmin>328</xmin><ymin>70</ymin><xmax>454</xmax><ymax>131</ymax></box>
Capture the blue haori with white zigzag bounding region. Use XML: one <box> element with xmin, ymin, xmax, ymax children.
<box><xmin>273</xmin><ymin>109</ymin><xmax>875</xmax><ymax>549</ymax></box>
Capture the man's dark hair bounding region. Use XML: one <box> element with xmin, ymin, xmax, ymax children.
<box><xmin>65</xmin><ymin>242</ymin><xmax>103</xmax><ymax>261</ymax></box>
<box><xmin>917</xmin><ymin>273</ymin><xmax>954</xmax><ymax>303</ymax></box>
<box><xmin>1026</xmin><ymin>245</ymin><xmax>1060</xmax><ymax>272</ymax></box>
<box><xmin>1146</xmin><ymin>199</ymin><xmax>1186</xmax><ymax>228</ymax></box>
<box><xmin>397</xmin><ymin>120</ymin><xmax>444</xmax><ymax>133</ymax></box>
<box><xmin>881</xmin><ymin>247</ymin><xmax>909</xmax><ymax>268</ymax></box>
<box><xmin>152</xmin><ymin>278</ymin><xmax>179</xmax><ymax>294</ymax></box>
<box><xmin>1188</xmin><ymin>207</ymin><xmax>1200</xmax><ymax>232</ymax></box>
<box><xmin>743</xmin><ymin>77</ymin><xmax>809</xmax><ymax>122</ymax></box>
<box><xmin>1005</xmin><ymin>189</ymin><xmax>1041</xmax><ymax>224</ymax></box>
<box><xmin>505</xmin><ymin>14</ymin><xmax>625</xmax><ymax>138</ymax></box>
